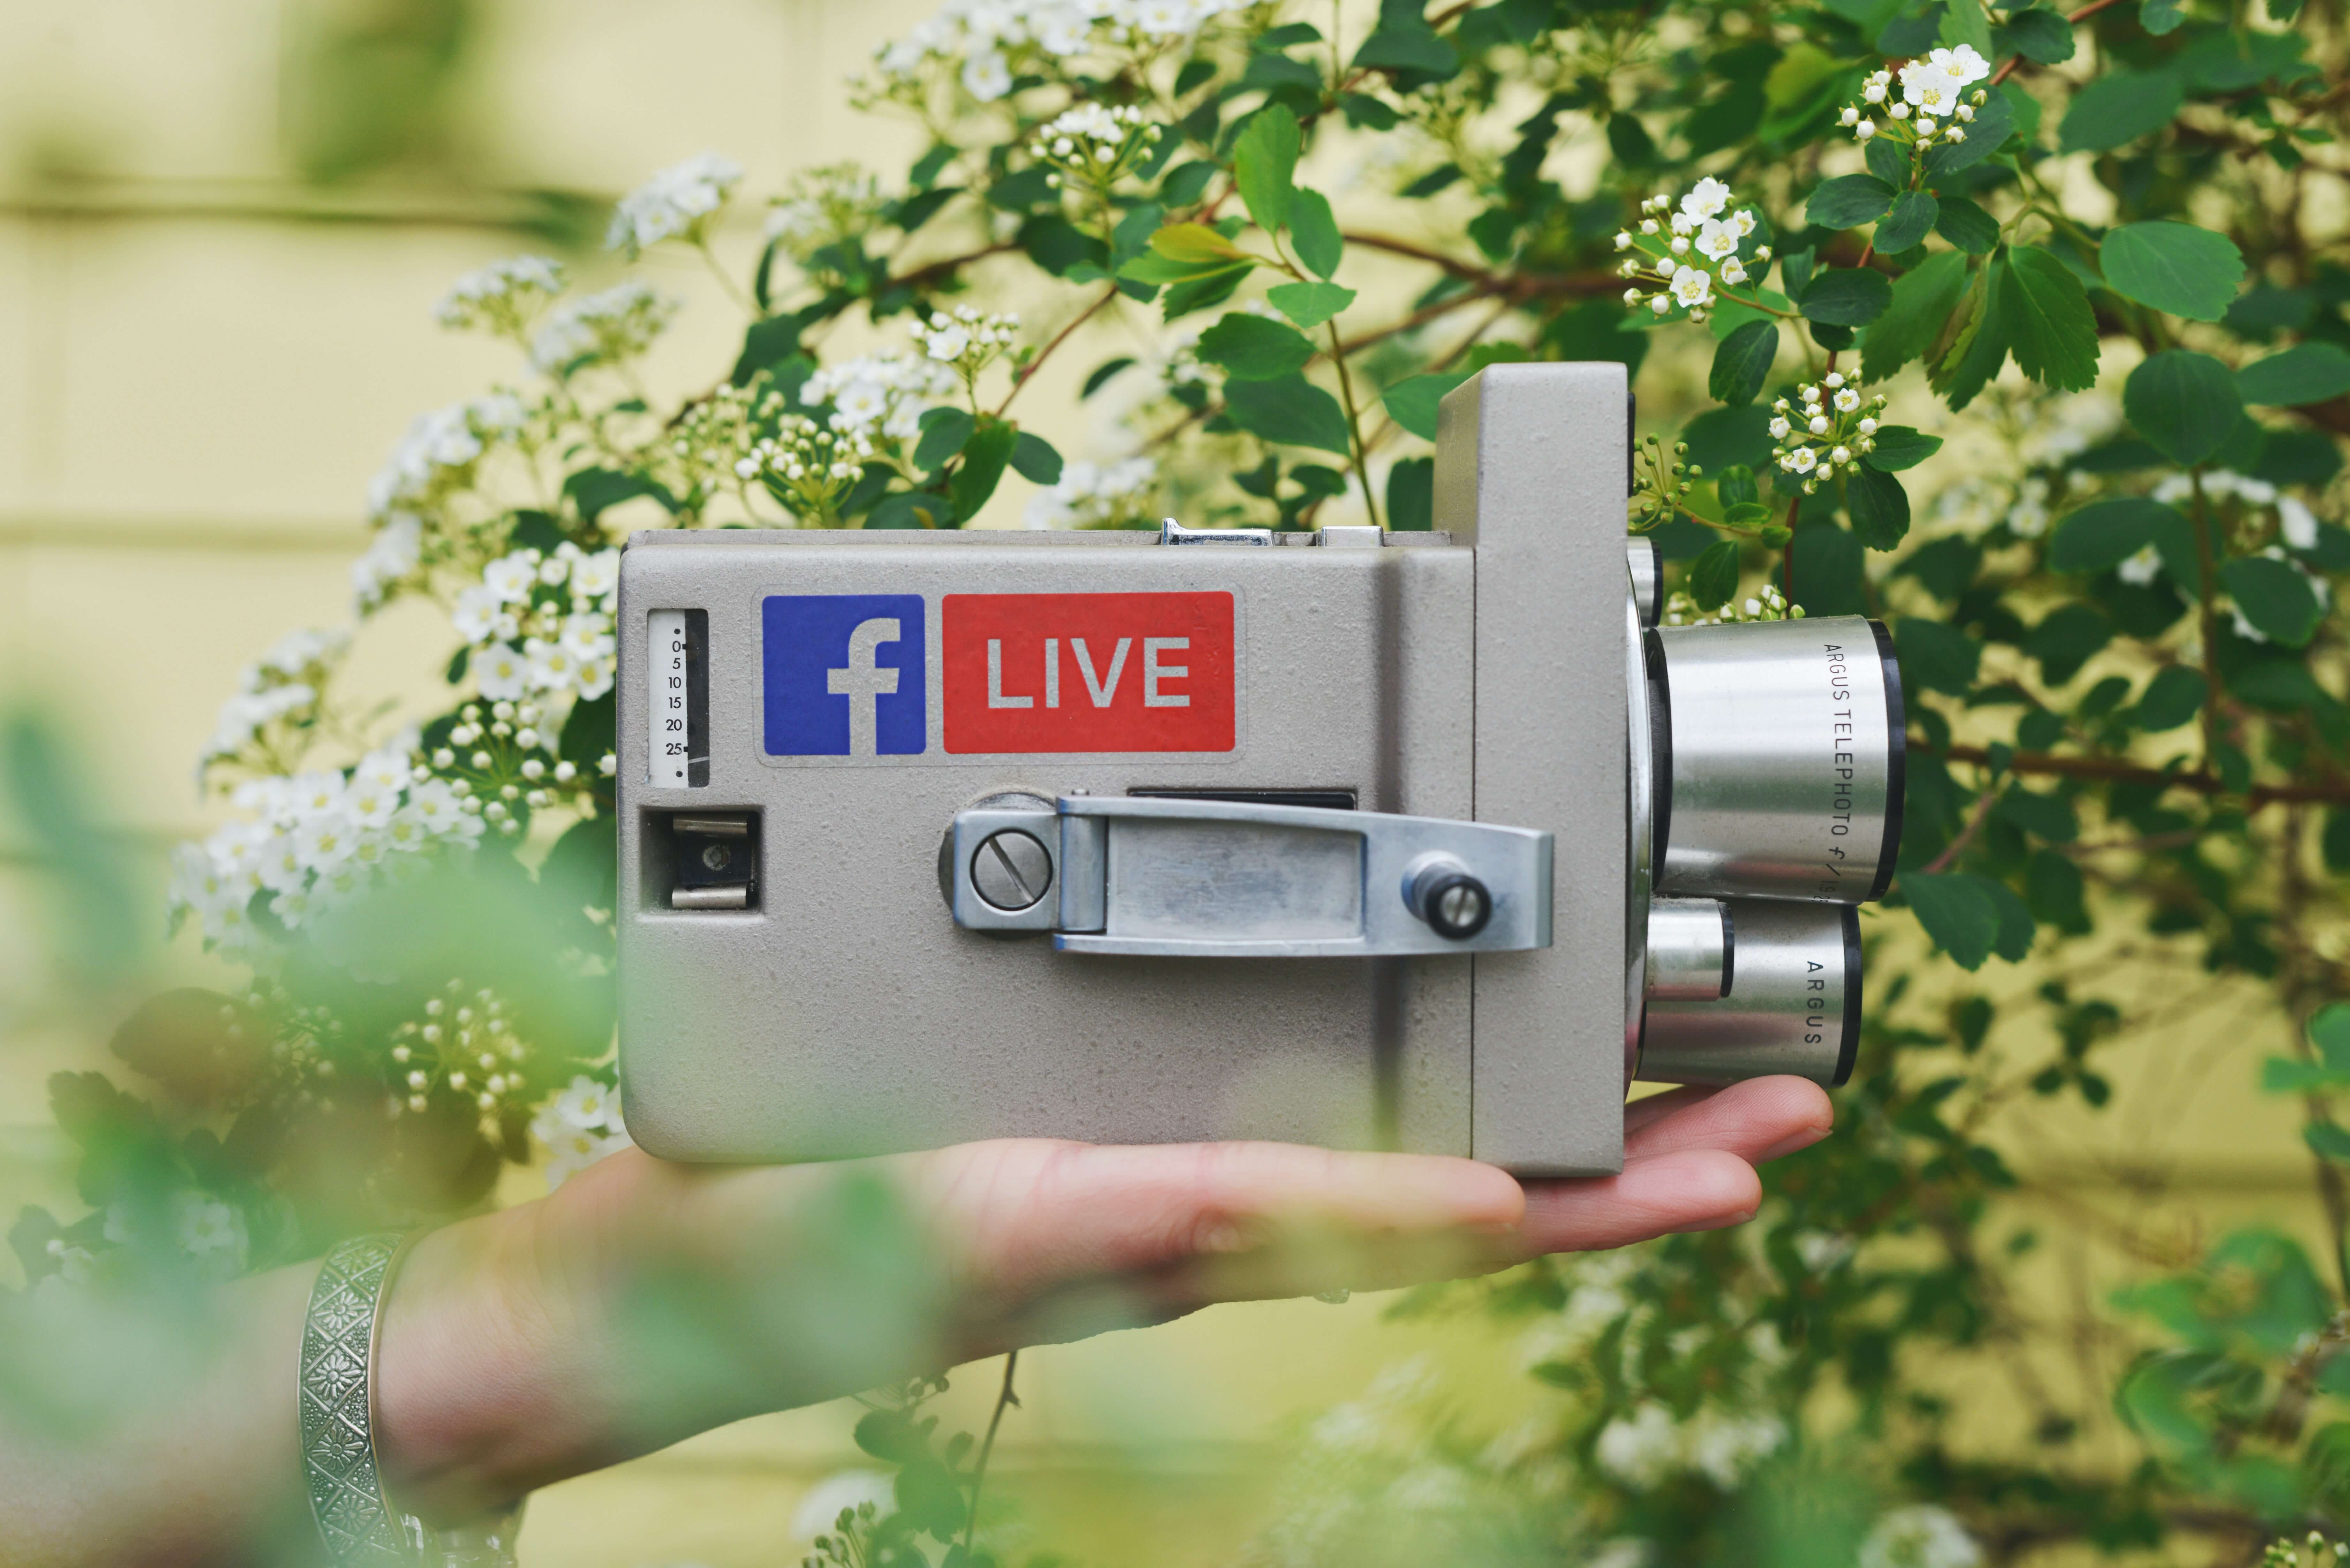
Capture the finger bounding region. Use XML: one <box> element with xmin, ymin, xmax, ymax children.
<box><xmin>909</xmin><ymin>1138</ymin><xmax>1528</xmax><ymax>1295</ymax></box>
<box><xmin>1623</xmin><ymin>1075</ymin><xmax>1833</xmax><ymax>1166</ymax></box>
<box><xmin>1506</xmin><ymin>1147</ymin><xmax>1762</xmax><ymax>1261</ymax></box>
<box><xmin>1623</xmin><ymin>1082</ymin><xmax>1720</xmax><ymax>1136</ymax></box>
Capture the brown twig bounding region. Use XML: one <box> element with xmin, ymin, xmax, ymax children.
<box><xmin>1923</xmin><ymin>741</ymin><xmax>2350</xmax><ymax>810</ymax></box>
<box><xmin>1921</xmin><ymin>786</ymin><xmax>1999</xmax><ymax>874</ymax></box>
<box><xmin>996</xmin><ymin>284</ymin><xmax>1118</xmax><ymax>418</ymax></box>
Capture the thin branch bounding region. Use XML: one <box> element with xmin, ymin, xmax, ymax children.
<box><xmin>958</xmin><ymin>1351</ymin><xmax>1021</xmax><ymax>1558</ymax></box>
<box><xmin>1922</xmin><ymin>742</ymin><xmax>2350</xmax><ymax>810</ymax></box>
<box><xmin>997</xmin><ymin>285</ymin><xmax>1118</xmax><ymax>418</ymax></box>
<box><xmin>1921</xmin><ymin>786</ymin><xmax>1999</xmax><ymax>874</ymax></box>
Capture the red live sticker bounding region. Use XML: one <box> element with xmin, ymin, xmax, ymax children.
<box><xmin>942</xmin><ymin>592</ymin><xmax>1236</xmax><ymax>754</ymax></box>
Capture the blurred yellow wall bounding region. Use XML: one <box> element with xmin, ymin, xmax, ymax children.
<box><xmin>0</xmin><ymin>4</ymin><xmax>2330</xmax><ymax>1565</ymax></box>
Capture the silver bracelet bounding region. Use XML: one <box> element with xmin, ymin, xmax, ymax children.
<box><xmin>299</xmin><ymin>1232</ymin><xmax>521</xmax><ymax>1568</ymax></box>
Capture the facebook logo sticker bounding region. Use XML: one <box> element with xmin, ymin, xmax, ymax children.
<box><xmin>762</xmin><ymin>595</ymin><xmax>927</xmax><ymax>757</ymax></box>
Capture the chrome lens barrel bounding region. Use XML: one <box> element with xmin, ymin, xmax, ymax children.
<box><xmin>1648</xmin><ymin>615</ymin><xmax>1904</xmax><ymax>904</ymax></box>
<box><xmin>1626</xmin><ymin>538</ymin><xmax>1663</xmax><ymax>629</ymax></box>
<box><xmin>1636</xmin><ymin>899</ymin><xmax>1859</xmax><ymax>1088</ymax></box>
<box><xmin>1646</xmin><ymin>896</ymin><xmax>1730</xmax><ymax>999</ymax></box>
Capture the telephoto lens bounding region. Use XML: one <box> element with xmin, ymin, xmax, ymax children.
<box><xmin>1647</xmin><ymin>615</ymin><xmax>1905</xmax><ymax>904</ymax></box>
<box><xmin>1636</xmin><ymin>899</ymin><xmax>1861</xmax><ymax>1087</ymax></box>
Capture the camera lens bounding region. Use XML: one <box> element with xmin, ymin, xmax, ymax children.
<box><xmin>1635</xmin><ymin>899</ymin><xmax>1859</xmax><ymax>1088</ymax></box>
<box><xmin>1647</xmin><ymin>616</ymin><xmax>1904</xmax><ymax>904</ymax></box>
<box><xmin>1646</xmin><ymin>896</ymin><xmax>1730</xmax><ymax>999</ymax></box>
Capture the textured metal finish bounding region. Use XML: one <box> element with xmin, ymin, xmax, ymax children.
<box><xmin>1438</xmin><ymin>362</ymin><xmax>1631</xmax><ymax>1176</ymax></box>
<box><xmin>972</xmin><ymin>830</ymin><xmax>1053</xmax><ymax>910</ymax></box>
<box><xmin>1317</xmin><ymin>526</ymin><xmax>1385</xmax><ymax>547</ymax></box>
<box><xmin>1645</xmin><ymin>896</ymin><xmax>1729</xmax><ymax>999</ymax></box>
<box><xmin>300</xmin><ymin>1233</ymin><xmax>424</xmax><ymax>1567</ymax></box>
<box><xmin>1650</xmin><ymin>615</ymin><xmax>1900</xmax><ymax>904</ymax></box>
<box><xmin>1636</xmin><ymin>899</ymin><xmax>1857</xmax><ymax>1087</ymax></box>
<box><xmin>618</xmin><ymin>529</ymin><xmax>1477</xmax><ymax>1164</ymax></box>
<box><xmin>1625</xmin><ymin>538</ymin><xmax>1663</xmax><ymax>629</ymax></box>
<box><xmin>1039</xmin><ymin>794</ymin><xmax>1549</xmax><ymax>958</ymax></box>
<box><xmin>1162</xmin><ymin>518</ymin><xmax>1270</xmax><ymax>545</ymax></box>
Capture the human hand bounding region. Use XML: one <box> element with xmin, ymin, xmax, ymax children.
<box><xmin>376</xmin><ymin>1074</ymin><xmax>1831</xmax><ymax>1520</ymax></box>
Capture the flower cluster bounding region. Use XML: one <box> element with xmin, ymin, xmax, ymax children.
<box><xmin>1859</xmin><ymin>1504</ymin><xmax>1984</xmax><ymax>1568</ymax></box>
<box><xmin>656</xmin><ymin>379</ymin><xmax>792</xmax><ymax>505</ymax></box>
<box><xmin>425</xmin><ymin>697</ymin><xmax>609</xmax><ymax>839</ymax></box>
<box><xmin>1769</xmin><ymin>373</ymin><xmax>1889</xmax><ymax>493</ymax></box>
<box><xmin>1028</xmin><ymin>103</ymin><xmax>1164</xmax><ymax>198</ymax></box>
<box><xmin>606</xmin><ymin>151</ymin><xmax>744</xmax><ymax>257</ymax></box>
<box><xmin>1840</xmin><ymin>46</ymin><xmax>1990</xmax><ymax>157</ymax></box>
<box><xmin>531</xmin><ymin>1073</ymin><xmax>633</xmax><ymax>1187</ymax></box>
<box><xmin>436</xmin><ymin>255</ymin><xmax>566</xmax><ymax>335</ymax></box>
<box><xmin>200</xmin><ymin>627</ymin><xmax>349</xmax><ymax>779</ymax></box>
<box><xmin>1024</xmin><ymin>455</ymin><xmax>1156</xmax><ymax>528</ymax></box>
<box><xmin>168</xmin><ymin>739</ymin><xmax>483</xmax><ymax>956</ymax></box>
<box><xmin>870</xmin><ymin>0</ymin><xmax>1249</xmax><ymax>103</ymax></box>
<box><xmin>912</xmin><ymin>304</ymin><xmax>1023</xmax><ymax>387</ymax></box>
<box><xmin>747</xmin><ymin>415</ymin><xmax>879</xmax><ymax>523</ymax></box>
<box><xmin>764</xmin><ymin>163</ymin><xmax>887</xmax><ymax>267</ymax></box>
<box><xmin>452</xmin><ymin>542</ymin><xmax>621</xmax><ymax>707</ymax></box>
<box><xmin>1660</xmin><ymin>581</ymin><xmax>1802</xmax><ymax>629</ymax></box>
<box><xmin>1615</xmin><ymin>179</ymin><xmax>1769</xmax><ymax>322</ymax></box>
<box><xmin>530</xmin><ymin>280</ymin><xmax>681</xmax><ymax>376</ymax></box>
<box><xmin>803</xmin><ymin>351</ymin><xmax>961</xmax><ymax>442</ymax></box>
<box><xmin>2111</xmin><ymin>472</ymin><xmax>2334</xmax><ymax>641</ymax></box>
<box><xmin>364</xmin><ymin>395</ymin><xmax>527</xmax><ymax>529</ymax></box>
<box><xmin>1592</xmin><ymin>1401</ymin><xmax>1788</xmax><ymax>1491</ymax></box>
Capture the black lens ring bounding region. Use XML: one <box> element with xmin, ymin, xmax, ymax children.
<box><xmin>1833</xmin><ymin>904</ymin><xmax>1863</xmax><ymax>1087</ymax></box>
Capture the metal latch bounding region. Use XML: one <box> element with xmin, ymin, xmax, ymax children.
<box><xmin>947</xmin><ymin>794</ymin><xmax>1552</xmax><ymax>957</ymax></box>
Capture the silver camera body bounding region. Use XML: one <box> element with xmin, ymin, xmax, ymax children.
<box><xmin>614</xmin><ymin>365</ymin><xmax>1903</xmax><ymax>1176</ymax></box>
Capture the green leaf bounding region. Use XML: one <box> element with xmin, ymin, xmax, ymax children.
<box><xmin>1687</xmin><ymin>540</ymin><xmax>1743</xmax><ymax>610</ymax></box>
<box><xmin>2001</xmin><ymin>246</ymin><xmax>2100</xmax><ymax>392</ymax></box>
<box><xmin>2099</xmin><ymin>222</ymin><xmax>2246</xmax><ymax>322</ymax></box>
<box><xmin>1198</xmin><ymin>313</ymin><xmax>1318</xmax><ymax>380</ymax></box>
<box><xmin>1225</xmin><ymin>372</ymin><xmax>1353</xmax><ymax>455</ymax></box>
<box><xmin>1709</xmin><ymin>321</ymin><xmax>1779</xmax><ymax>407</ymax></box>
<box><xmin>2311</xmin><ymin>1003</ymin><xmax>2350</xmax><ymax>1072</ymax></box>
<box><xmin>2306</xmin><ymin>1124</ymin><xmax>2350</xmax><ymax>1162</ymax></box>
<box><xmin>564</xmin><ymin>467</ymin><xmax>677</xmax><ymax>523</ymax></box>
<box><xmin>1863</xmin><ymin>251</ymin><xmax>1970</xmax><ymax>382</ymax></box>
<box><xmin>2125</xmin><ymin>350</ymin><xmax>2243</xmax><ymax>466</ymax></box>
<box><xmin>1232</xmin><ymin>105</ymin><xmax>1301</xmax><ymax>234</ymax></box>
<box><xmin>1862</xmin><ymin>426</ymin><xmax>1943</xmax><ymax>471</ymax></box>
<box><xmin>2140</xmin><ymin>0</ymin><xmax>2186</xmax><ymax>34</ymax></box>
<box><xmin>1932</xmin><ymin>196</ymin><xmax>1999</xmax><ymax>255</ymax></box>
<box><xmin>1876</xmin><ymin>191</ymin><xmax>1939</xmax><ymax>254</ymax></box>
<box><xmin>2029</xmin><ymin>601</ymin><xmax>2113</xmax><ymax>685</ymax></box>
<box><xmin>2058</xmin><ymin>67</ymin><xmax>2183</xmax><ymax>154</ymax></box>
<box><xmin>1896</xmin><ymin>616</ymin><xmax>1982</xmax><ymax>694</ymax></box>
<box><xmin>949</xmin><ymin>420</ymin><xmax>1018</xmax><ymax>522</ymax></box>
<box><xmin>1993</xmin><ymin>787</ymin><xmax>2078</xmax><ymax>844</ymax></box>
<box><xmin>1289</xmin><ymin>188</ymin><xmax>1343</xmax><ymax>279</ymax></box>
<box><xmin>1382</xmin><ymin>370</ymin><xmax>1474</xmax><ymax>441</ymax></box>
<box><xmin>1904</xmin><ymin>872</ymin><xmax>2001</xmax><ymax>970</ymax></box>
<box><xmin>913</xmin><ymin>407</ymin><xmax>976</xmax><ymax>473</ymax></box>
<box><xmin>2266</xmin><ymin>1057</ymin><xmax>2350</xmax><ymax>1092</ymax></box>
<box><xmin>1266</xmin><ymin>280</ymin><xmax>1357</xmax><ymax>329</ymax></box>
<box><xmin>1932</xmin><ymin>265</ymin><xmax>2009</xmax><ymax>411</ymax></box>
<box><xmin>2132</xmin><ymin>666</ymin><xmax>2208</xmax><ymax>732</ymax></box>
<box><xmin>2050</xmin><ymin>497</ymin><xmax>2181</xmax><ymax>572</ymax></box>
<box><xmin>1996</xmin><ymin>6</ymin><xmax>2076</xmax><ymax>62</ymax></box>
<box><xmin>1938</xmin><ymin>0</ymin><xmax>1993</xmax><ymax>57</ymax></box>
<box><xmin>2223</xmin><ymin>557</ymin><xmax>2325</xmax><ymax>647</ymax></box>
<box><xmin>864</xmin><ymin>491</ymin><xmax>954</xmax><ymax>530</ymax></box>
<box><xmin>2237</xmin><ymin>342</ymin><xmax>2350</xmax><ymax>406</ymax></box>
<box><xmin>1149</xmin><ymin>222</ymin><xmax>1249</xmax><ymax>264</ymax></box>
<box><xmin>1847</xmin><ymin>465</ymin><xmax>1912</xmax><ymax>550</ymax></box>
<box><xmin>1080</xmin><ymin>357</ymin><xmax>1135</xmax><ymax>399</ymax></box>
<box><xmin>1386</xmin><ymin>456</ymin><xmax>1434</xmax><ymax>531</ymax></box>
<box><xmin>1009</xmin><ymin>431</ymin><xmax>1063</xmax><ymax>485</ymax></box>
<box><xmin>1801</xmin><ymin>268</ymin><xmax>1894</xmax><ymax>327</ymax></box>
<box><xmin>1924</xmin><ymin>88</ymin><xmax>2014</xmax><ymax>177</ymax></box>
<box><xmin>1352</xmin><ymin>26</ymin><xmax>1461</xmax><ymax>75</ymax></box>
<box><xmin>1805</xmin><ymin>174</ymin><xmax>1897</xmax><ymax>230</ymax></box>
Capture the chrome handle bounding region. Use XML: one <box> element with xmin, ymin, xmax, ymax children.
<box><xmin>947</xmin><ymin>794</ymin><xmax>1552</xmax><ymax>958</ymax></box>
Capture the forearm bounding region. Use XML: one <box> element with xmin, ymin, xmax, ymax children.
<box><xmin>0</xmin><ymin>1267</ymin><xmax>316</xmax><ymax>1568</ymax></box>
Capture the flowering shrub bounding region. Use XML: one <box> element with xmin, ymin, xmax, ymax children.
<box><xmin>11</xmin><ymin>0</ymin><xmax>2350</xmax><ymax>1559</ymax></box>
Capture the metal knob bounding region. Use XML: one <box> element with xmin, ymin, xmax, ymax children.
<box><xmin>970</xmin><ymin>830</ymin><xmax>1053</xmax><ymax>911</ymax></box>
<box><xmin>1405</xmin><ymin>857</ymin><xmax>1492</xmax><ymax>940</ymax></box>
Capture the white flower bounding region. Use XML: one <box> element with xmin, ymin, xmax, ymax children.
<box><xmin>1668</xmin><ymin>267</ymin><xmax>1713</xmax><ymax>309</ymax></box>
<box><xmin>961</xmin><ymin>48</ymin><xmax>1012</xmax><ymax>100</ymax></box>
<box><xmin>475</xmin><ymin>645</ymin><xmax>531</xmax><ymax>701</ymax></box>
<box><xmin>1831</xmin><ymin>445</ymin><xmax>1852</xmax><ymax>464</ymax></box>
<box><xmin>2117</xmin><ymin>544</ymin><xmax>2163</xmax><ymax>585</ymax></box>
<box><xmin>172</xmin><ymin>1193</ymin><xmax>249</xmax><ymax>1275</ymax></box>
<box><xmin>483</xmin><ymin>552</ymin><xmax>541</xmax><ymax>604</ymax></box>
<box><xmin>923</xmin><ymin>321</ymin><xmax>972</xmax><ymax>362</ymax></box>
<box><xmin>1861</xmin><ymin>1505</ymin><xmax>1983</xmax><ymax>1568</ymax></box>
<box><xmin>354</xmin><ymin>747</ymin><xmax>412</xmax><ymax>794</ymax></box>
<box><xmin>1856</xmin><ymin>120</ymin><xmax>1876</xmax><ymax>140</ymax></box>
<box><xmin>452</xmin><ymin>585</ymin><xmax>513</xmax><ymax>645</ymax></box>
<box><xmin>352</xmin><ymin>514</ymin><xmax>424</xmax><ymax>612</ymax></box>
<box><xmin>531</xmin><ymin>281</ymin><xmax>680</xmax><ymax>373</ymax></box>
<box><xmin>294</xmin><ymin>812</ymin><xmax>360</xmax><ymax>870</ymax></box>
<box><xmin>1679</xmin><ymin>177</ymin><xmax>1732</xmax><ymax>219</ymax></box>
<box><xmin>804</xmin><ymin>351</ymin><xmax>960</xmax><ymax>440</ymax></box>
<box><xmin>570</xmin><ymin>547</ymin><xmax>621</xmax><ymax>600</ymax></box>
<box><xmin>526</xmin><ymin>639</ymin><xmax>581</xmax><ymax>694</ymax></box>
<box><xmin>1944</xmin><ymin>126</ymin><xmax>1966</xmax><ymax>143</ymax></box>
<box><xmin>345</xmin><ymin>777</ymin><xmax>402</xmax><ymax>829</ymax></box>
<box><xmin>790</xmin><ymin>1470</ymin><xmax>897</xmax><ymax>1542</ymax></box>
<box><xmin>437</xmin><ymin>255</ymin><xmax>565</xmax><ymax>331</ymax></box>
<box><xmin>1768</xmin><ymin>416</ymin><xmax>1792</xmax><ymax>440</ymax></box>
<box><xmin>1615</xmin><ymin>230</ymin><xmax>1633</xmax><ymax>250</ymax></box>
<box><xmin>2281</xmin><ymin>496</ymin><xmax>2320</xmax><ymax>550</ymax></box>
<box><xmin>1784</xmin><ymin>447</ymin><xmax>1819</xmax><ymax>474</ymax></box>
<box><xmin>1025</xmin><ymin>456</ymin><xmax>1156</xmax><ymax>529</ymax></box>
<box><xmin>607</xmin><ymin>152</ymin><xmax>743</xmax><ymax>255</ymax></box>
<box><xmin>553</xmin><ymin>1074</ymin><xmax>623</xmax><ymax>1133</ymax></box>
<box><xmin>1808</xmin><ymin>415</ymin><xmax>1830</xmax><ymax>435</ymax></box>
<box><xmin>1835</xmin><ymin>388</ymin><xmax>1861</xmax><ymax>412</ymax></box>
<box><xmin>1587</xmin><ymin>1541</ymin><xmax>1653</xmax><ymax>1568</ymax></box>
<box><xmin>1720</xmin><ymin>258</ymin><xmax>1747</xmax><ymax>285</ymax></box>
<box><xmin>1858</xmin><ymin>416</ymin><xmax>1879</xmax><ymax>434</ymax></box>
<box><xmin>1595</xmin><ymin>1404</ymin><xmax>1679</xmax><ymax>1489</ymax></box>
<box><xmin>1841</xmin><ymin>106</ymin><xmax>1859</xmax><ymax>125</ymax></box>
<box><xmin>254</xmin><ymin>832</ymin><xmax>307</xmax><ymax>893</ymax></box>
<box><xmin>1684</xmin><ymin>1408</ymin><xmax>1785</xmax><ymax>1489</ymax></box>
<box><xmin>1695</xmin><ymin>220</ymin><xmax>1740</xmax><ymax>261</ymax></box>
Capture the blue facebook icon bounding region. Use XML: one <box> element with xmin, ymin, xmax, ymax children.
<box><xmin>762</xmin><ymin>595</ymin><xmax>928</xmax><ymax>757</ymax></box>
